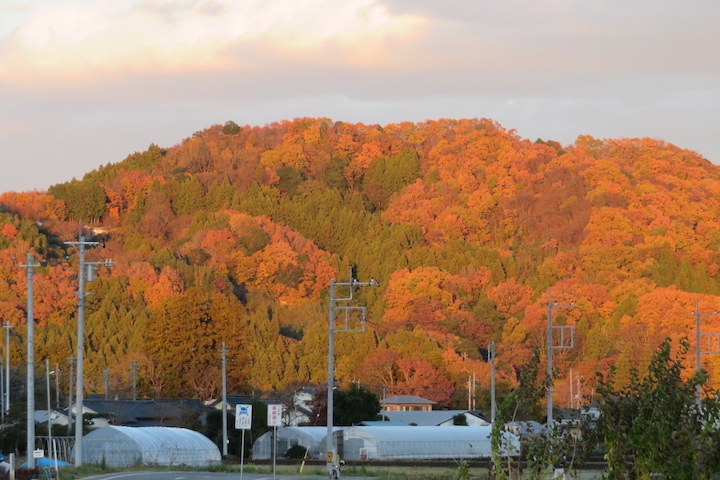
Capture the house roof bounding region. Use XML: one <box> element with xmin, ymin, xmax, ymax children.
<box><xmin>34</xmin><ymin>410</ymin><xmax>69</xmax><ymax>424</ymax></box>
<box><xmin>79</xmin><ymin>398</ymin><xmax>210</xmax><ymax>426</ymax></box>
<box><xmin>382</xmin><ymin>410</ymin><xmax>488</xmax><ymax>426</ymax></box>
<box><xmin>380</xmin><ymin>395</ymin><xmax>436</xmax><ymax>405</ymax></box>
<box><xmin>207</xmin><ymin>396</ymin><xmax>256</xmax><ymax>410</ymax></box>
<box><xmin>359</xmin><ymin>420</ymin><xmax>409</xmax><ymax>427</ymax></box>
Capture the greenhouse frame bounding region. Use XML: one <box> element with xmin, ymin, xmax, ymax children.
<box><xmin>252</xmin><ymin>426</ymin><xmax>345</xmax><ymax>460</ymax></box>
<box><xmin>82</xmin><ymin>426</ymin><xmax>222</xmax><ymax>467</ymax></box>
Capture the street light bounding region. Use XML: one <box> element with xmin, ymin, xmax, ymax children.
<box><xmin>694</xmin><ymin>298</ymin><xmax>719</xmax><ymax>407</ymax></box>
<box><xmin>546</xmin><ymin>289</ymin><xmax>574</xmax><ymax>425</ymax></box>
<box><xmin>326</xmin><ymin>270</ymin><xmax>378</xmax><ymax>479</ymax></box>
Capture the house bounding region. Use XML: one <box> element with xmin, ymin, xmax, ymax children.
<box><xmin>286</xmin><ymin>387</ymin><xmax>316</xmax><ymax>426</ymax></box>
<box><xmin>34</xmin><ymin>410</ymin><xmax>71</xmax><ymax>427</ymax></box>
<box><xmin>207</xmin><ymin>395</ymin><xmax>256</xmax><ymax>413</ymax></box>
<box><xmin>380</xmin><ymin>395</ymin><xmax>435</xmax><ymax>412</ymax></box>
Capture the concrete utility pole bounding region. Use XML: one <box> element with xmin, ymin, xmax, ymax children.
<box><xmin>46</xmin><ymin>360</ymin><xmax>53</xmax><ymax>463</ymax></box>
<box><xmin>67</xmin><ymin>357</ymin><xmax>75</xmax><ymax>435</ymax></box>
<box><xmin>489</xmin><ymin>342</ymin><xmax>497</xmax><ymax>424</ymax></box>
<box><xmin>65</xmin><ymin>236</ymin><xmax>113</xmax><ymax>466</ymax></box>
<box><xmin>326</xmin><ymin>269</ymin><xmax>377</xmax><ymax>479</ymax></box>
<box><xmin>22</xmin><ymin>253</ymin><xmax>40</xmax><ymax>468</ymax></box>
<box><xmin>546</xmin><ymin>289</ymin><xmax>574</xmax><ymax>425</ymax></box>
<box><xmin>694</xmin><ymin>298</ymin><xmax>719</xmax><ymax>407</ymax></box>
<box><xmin>3</xmin><ymin>323</ymin><xmax>9</xmax><ymax>415</ymax></box>
<box><xmin>221</xmin><ymin>342</ymin><xmax>228</xmax><ymax>457</ymax></box>
<box><xmin>132</xmin><ymin>360</ymin><xmax>137</xmax><ymax>401</ymax></box>
<box><xmin>55</xmin><ymin>363</ymin><xmax>60</xmax><ymax>410</ymax></box>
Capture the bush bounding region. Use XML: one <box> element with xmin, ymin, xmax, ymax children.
<box><xmin>284</xmin><ymin>445</ymin><xmax>309</xmax><ymax>460</ymax></box>
<box><xmin>15</xmin><ymin>468</ymin><xmax>40</xmax><ymax>480</ymax></box>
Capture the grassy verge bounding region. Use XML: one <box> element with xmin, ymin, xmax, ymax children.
<box><xmin>226</xmin><ymin>462</ymin><xmax>481</xmax><ymax>479</ymax></box>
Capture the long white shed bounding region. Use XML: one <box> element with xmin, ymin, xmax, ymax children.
<box><xmin>339</xmin><ymin>425</ymin><xmax>520</xmax><ymax>460</ymax></box>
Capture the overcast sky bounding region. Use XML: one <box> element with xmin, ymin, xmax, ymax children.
<box><xmin>1</xmin><ymin>0</ymin><xmax>718</xmax><ymax>194</ymax></box>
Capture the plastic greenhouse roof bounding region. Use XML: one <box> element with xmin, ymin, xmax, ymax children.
<box><xmin>87</xmin><ymin>426</ymin><xmax>217</xmax><ymax>449</ymax></box>
<box><xmin>344</xmin><ymin>425</ymin><xmax>494</xmax><ymax>442</ymax></box>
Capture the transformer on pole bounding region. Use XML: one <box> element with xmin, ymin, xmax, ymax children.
<box><xmin>694</xmin><ymin>298</ymin><xmax>719</xmax><ymax>407</ymax></box>
<box><xmin>546</xmin><ymin>289</ymin><xmax>574</xmax><ymax>425</ymax></box>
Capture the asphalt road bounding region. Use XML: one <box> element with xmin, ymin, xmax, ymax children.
<box><xmin>84</xmin><ymin>471</ymin><xmax>350</xmax><ymax>480</ymax></box>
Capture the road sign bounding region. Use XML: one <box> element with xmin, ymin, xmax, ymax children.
<box><xmin>235</xmin><ymin>404</ymin><xmax>252</xmax><ymax>430</ymax></box>
<box><xmin>267</xmin><ymin>404</ymin><xmax>283</xmax><ymax>427</ymax></box>
<box><xmin>33</xmin><ymin>449</ymin><xmax>44</xmax><ymax>459</ymax></box>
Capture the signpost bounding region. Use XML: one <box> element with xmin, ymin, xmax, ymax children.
<box><xmin>235</xmin><ymin>404</ymin><xmax>252</xmax><ymax>480</ymax></box>
<box><xmin>267</xmin><ymin>404</ymin><xmax>283</xmax><ymax>480</ymax></box>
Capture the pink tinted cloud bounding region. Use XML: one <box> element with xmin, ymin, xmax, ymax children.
<box><xmin>0</xmin><ymin>0</ymin><xmax>427</xmax><ymax>85</ymax></box>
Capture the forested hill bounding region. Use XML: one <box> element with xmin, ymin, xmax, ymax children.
<box><xmin>1</xmin><ymin>117</ymin><xmax>720</xmax><ymax>408</ymax></box>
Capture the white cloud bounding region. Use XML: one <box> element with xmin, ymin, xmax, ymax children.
<box><xmin>0</xmin><ymin>0</ymin><xmax>426</xmax><ymax>82</ymax></box>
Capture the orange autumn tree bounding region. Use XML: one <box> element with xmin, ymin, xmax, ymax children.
<box><xmin>383</xmin><ymin>267</ymin><xmax>469</xmax><ymax>333</ymax></box>
<box><xmin>393</xmin><ymin>357</ymin><xmax>454</xmax><ymax>405</ymax></box>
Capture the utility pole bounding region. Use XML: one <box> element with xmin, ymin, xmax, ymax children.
<box><xmin>65</xmin><ymin>236</ymin><xmax>113</xmax><ymax>466</ymax></box>
<box><xmin>55</xmin><ymin>363</ymin><xmax>60</xmax><ymax>410</ymax></box>
<box><xmin>132</xmin><ymin>360</ymin><xmax>137</xmax><ymax>401</ymax></box>
<box><xmin>694</xmin><ymin>298</ymin><xmax>719</xmax><ymax>407</ymax></box>
<box><xmin>469</xmin><ymin>373</ymin><xmax>476</xmax><ymax>410</ymax></box>
<box><xmin>104</xmin><ymin>368</ymin><xmax>110</xmax><ymax>400</ymax></box>
<box><xmin>22</xmin><ymin>253</ymin><xmax>40</xmax><ymax>468</ymax></box>
<box><xmin>67</xmin><ymin>357</ymin><xmax>75</xmax><ymax>435</ymax></box>
<box><xmin>489</xmin><ymin>342</ymin><xmax>497</xmax><ymax>424</ymax></box>
<box><xmin>326</xmin><ymin>269</ymin><xmax>378</xmax><ymax>479</ymax></box>
<box><xmin>546</xmin><ymin>289</ymin><xmax>574</xmax><ymax>425</ymax></box>
<box><xmin>3</xmin><ymin>323</ymin><xmax>9</xmax><ymax>415</ymax></box>
<box><xmin>221</xmin><ymin>342</ymin><xmax>228</xmax><ymax>457</ymax></box>
<box><xmin>467</xmin><ymin>375</ymin><xmax>472</xmax><ymax>410</ymax></box>
<box><xmin>46</xmin><ymin>360</ymin><xmax>53</xmax><ymax>463</ymax></box>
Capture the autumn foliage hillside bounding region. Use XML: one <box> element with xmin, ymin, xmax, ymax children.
<box><xmin>1</xmin><ymin>117</ymin><xmax>720</xmax><ymax>409</ymax></box>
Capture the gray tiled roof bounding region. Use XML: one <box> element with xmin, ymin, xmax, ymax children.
<box><xmin>207</xmin><ymin>395</ymin><xmax>257</xmax><ymax>410</ymax></box>
<box><xmin>80</xmin><ymin>398</ymin><xmax>210</xmax><ymax>427</ymax></box>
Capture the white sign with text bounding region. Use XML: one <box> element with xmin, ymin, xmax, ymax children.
<box><xmin>267</xmin><ymin>404</ymin><xmax>283</xmax><ymax>427</ymax></box>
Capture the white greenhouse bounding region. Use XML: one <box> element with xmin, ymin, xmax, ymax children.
<box><xmin>252</xmin><ymin>426</ymin><xmax>345</xmax><ymax>460</ymax></box>
<box><xmin>339</xmin><ymin>426</ymin><xmax>520</xmax><ymax>461</ymax></box>
<box><xmin>82</xmin><ymin>426</ymin><xmax>222</xmax><ymax>467</ymax></box>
